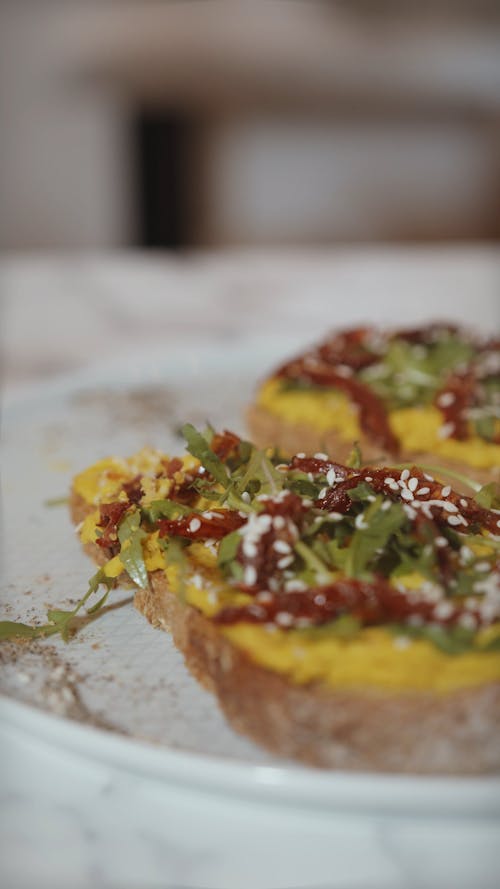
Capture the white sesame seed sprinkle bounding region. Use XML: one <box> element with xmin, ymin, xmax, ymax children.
<box><xmin>296</xmin><ymin>452</ymin><xmax>306</xmax><ymax>459</ymax></box>
<box><xmin>408</xmin><ymin>477</ymin><xmax>418</xmax><ymax>492</ymax></box>
<box><xmin>355</xmin><ymin>514</ymin><xmax>369</xmax><ymax>530</ymax></box>
<box><xmin>244</xmin><ymin>565</ymin><xmax>257</xmax><ymax>586</ymax></box>
<box><xmin>437</xmin><ymin>391</ymin><xmax>456</xmax><ymax>407</ymax></box>
<box><xmin>447</xmin><ymin>514</ymin><xmax>467</xmax><ymax>527</ymax></box>
<box><xmin>241</xmin><ymin>491</ymin><xmax>251</xmax><ymax>503</ymax></box>
<box><xmin>326</xmin><ymin>468</ymin><xmax>337</xmax><ymax>486</ymax></box>
<box><xmin>438</xmin><ymin>422</ymin><xmax>455</xmax><ymax>439</ymax></box>
<box><xmin>188</xmin><ymin>517</ymin><xmax>201</xmax><ymax>533</ymax></box>
<box><xmin>273</xmin><ymin>540</ymin><xmax>292</xmax><ymax>554</ymax></box>
<box><xmin>400</xmin><ymin>469</ymin><xmax>410</xmax><ymax>481</ymax></box>
<box><xmin>314</xmin><ymin>452</ymin><xmax>328</xmax><ymax>460</ymax></box>
<box><xmin>277</xmin><ymin>555</ymin><xmax>295</xmax><ymax>569</ymax></box>
<box><xmin>401</xmin><ymin>489</ymin><xmax>414</xmax><ymax>501</ymax></box>
<box><xmin>435</xmin><ymin>536</ymin><xmax>448</xmax><ymax>548</ymax></box>
<box><xmin>441</xmin><ymin>486</ymin><xmax>451</xmax><ymax>497</ymax></box>
<box><xmin>275</xmin><ymin>611</ymin><xmax>294</xmax><ymax>627</ymax></box>
<box><xmin>416</xmin><ymin>487</ymin><xmax>430</xmax><ymax>496</ymax></box>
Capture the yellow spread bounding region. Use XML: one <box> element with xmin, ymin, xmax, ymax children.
<box><xmin>257</xmin><ymin>378</ymin><xmax>500</xmax><ymax>469</ymax></box>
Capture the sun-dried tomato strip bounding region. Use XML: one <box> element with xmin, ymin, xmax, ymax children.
<box><xmin>97</xmin><ymin>501</ymin><xmax>131</xmax><ymax>550</ymax></box>
<box><xmin>213</xmin><ymin>575</ymin><xmax>487</xmax><ymax>630</ymax></box>
<box><xmin>278</xmin><ymin>359</ymin><xmax>399</xmax><ymax>455</ymax></box>
<box><xmin>158</xmin><ymin>509</ymin><xmax>246</xmax><ymax>541</ymax></box>
<box><xmin>211</xmin><ymin>430</ymin><xmax>242</xmax><ymax>461</ymax></box>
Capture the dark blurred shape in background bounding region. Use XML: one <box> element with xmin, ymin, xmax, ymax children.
<box><xmin>1</xmin><ymin>0</ymin><xmax>500</xmax><ymax>250</ymax></box>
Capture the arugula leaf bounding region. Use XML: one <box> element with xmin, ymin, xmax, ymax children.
<box><xmin>182</xmin><ymin>423</ymin><xmax>229</xmax><ymax>488</ymax></box>
<box><xmin>297</xmin><ymin>614</ymin><xmax>362</xmax><ymax>640</ymax></box>
<box><xmin>146</xmin><ymin>499</ymin><xmax>192</xmax><ymax>522</ymax></box>
<box><xmin>474</xmin><ymin>482</ymin><xmax>500</xmax><ymax>510</ymax></box>
<box><xmin>0</xmin><ymin>568</ymin><xmax>115</xmax><ymax>643</ymax></box>
<box><xmin>235</xmin><ymin>447</ymin><xmax>284</xmax><ymax>499</ymax></box>
<box><xmin>345</xmin><ymin>498</ymin><xmax>406</xmax><ymax>578</ymax></box>
<box><xmin>44</xmin><ymin>496</ymin><xmax>70</xmax><ymax>507</ymax></box>
<box><xmin>117</xmin><ymin>511</ymin><xmax>148</xmax><ymax>589</ymax></box>
<box><xmin>391</xmin><ymin>623</ymin><xmax>477</xmax><ymax>655</ymax></box>
<box><xmin>475</xmin><ymin>416</ymin><xmax>496</xmax><ymax>442</ymax></box>
<box><xmin>346</xmin><ymin>442</ymin><xmax>362</xmax><ymax>469</ymax></box>
<box><xmin>0</xmin><ymin>621</ymin><xmax>59</xmax><ymax>640</ymax></box>
<box><xmin>217</xmin><ymin>530</ymin><xmax>242</xmax><ymax>567</ymax></box>
<box><xmin>162</xmin><ymin>538</ymin><xmax>188</xmax><ymax>601</ymax></box>
<box><xmin>294</xmin><ymin>540</ymin><xmax>331</xmax><ymax>583</ymax></box>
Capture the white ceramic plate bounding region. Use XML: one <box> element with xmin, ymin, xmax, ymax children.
<box><xmin>2</xmin><ymin>341</ymin><xmax>499</xmax><ymax>817</ymax></box>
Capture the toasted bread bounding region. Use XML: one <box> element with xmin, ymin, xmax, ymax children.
<box><xmin>247</xmin><ymin>324</ymin><xmax>500</xmax><ymax>488</ymax></box>
<box><xmin>70</xmin><ymin>428</ymin><xmax>500</xmax><ymax>774</ymax></box>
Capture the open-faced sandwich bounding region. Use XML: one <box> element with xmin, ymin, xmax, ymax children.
<box><xmin>69</xmin><ymin>426</ymin><xmax>500</xmax><ymax>774</ymax></box>
<box><xmin>247</xmin><ymin>324</ymin><xmax>500</xmax><ymax>486</ymax></box>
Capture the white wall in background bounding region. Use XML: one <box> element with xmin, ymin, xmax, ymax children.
<box><xmin>0</xmin><ymin>3</ymin><xmax>132</xmax><ymax>249</ymax></box>
<box><xmin>199</xmin><ymin>117</ymin><xmax>499</xmax><ymax>245</ymax></box>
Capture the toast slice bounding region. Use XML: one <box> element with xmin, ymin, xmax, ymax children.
<box><xmin>247</xmin><ymin>324</ymin><xmax>500</xmax><ymax>488</ymax></box>
<box><xmin>71</xmin><ymin>426</ymin><xmax>500</xmax><ymax>773</ymax></box>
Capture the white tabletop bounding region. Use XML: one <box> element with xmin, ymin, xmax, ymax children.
<box><xmin>1</xmin><ymin>247</ymin><xmax>499</xmax><ymax>889</ymax></box>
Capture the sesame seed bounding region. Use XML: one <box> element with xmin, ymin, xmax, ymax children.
<box><xmin>438</xmin><ymin>422</ymin><xmax>455</xmax><ymax>439</ymax></box>
<box><xmin>273</xmin><ymin>516</ymin><xmax>286</xmax><ymax>530</ymax></box>
<box><xmin>319</xmin><ymin>488</ymin><xmax>328</xmax><ymax>499</ymax></box>
<box><xmin>460</xmin><ymin>498</ymin><xmax>468</xmax><ymax>508</ymax></box>
<box><xmin>275</xmin><ymin>611</ymin><xmax>294</xmax><ymax>627</ymax></box>
<box><xmin>437</xmin><ymin>392</ymin><xmax>455</xmax><ymax>408</ymax></box>
<box><xmin>400</xmin><ymin>469</ymin><xmax>410</xmax><ymax>481</ymax></box>
<box><xmin>248</xmin><ymin>604</ymin><xmax>266</xmax><ymax>619</ymax></box>
<box><xmin>244</xmin><ymin>565</ymin><xmax>257</xmax><ymax>586</ymax></box>
<box><xmin>417</xmin><ymin>487</ymin><xmax>430</xmax><ymax>496</ymax></box>
<box><xmin>364</xmin><ymin>476</ymin><xmax>373</xmax><ymax>482</ymax></box>
<box><xmin>447</xmin><ymin>514</ymin><xmax>467</xmax><ymax>526</ymax></box>
<box><xmin>326</xmin><ymin>468</ymin><xmax>337</xmax><ymax>486</ymax></box>
<box><xmin>424</xmin><ymin>473</ymin><xmax>434</xmax><ymax>482</ymax></box>
<box><xmin>442</xmin><ymin>501</ymin><xmax>458</xmax><ymax>513</ymax></box>
<box><xmin>458</xmin><ymin>613</ymin><xmax>477</xmax><ymax>631</ymax></box>
<box><xmin>277</xmin><ymin>555</ymin><xmax>294</xmax><ymax>569</ymax></box>
<box><xmin>242</xmin><ymin>540</ymin><xmax>258</xmax><ymax>558</ymax></box>
<box><xmin>433</xmin><ymin>600</ymin><xmax>454</xmax><ymax>620</ymax></box>
<box><xmin>441</xmin><ymin>486</ymin><xmax>451</xmax><ymax>497</ymax></box>
<box><xmin>355</xmin><ymin>514</ymin><xmax>369</xmax><ymax>530</ymax></box>
<box><xmin>381</xmin><ymin>500</ymin><xmax>392</xmax><ymax>511</ymax></box>
<box><xmin>189</xmin><ymin>518</ymin><xmax>201</xmax><ymax>532</ymax></box>
<box><xmin>285</xmin><ymin>579</ymin><xmax>307</xmax><ymax>592</ymax></box>
<box><xmin>327</xmin><ymin>512</ymin><xmax>343</xmax><ymax>521</ymax></box>
<box><xmin>273</xmin><ymin>540</ymin><xmax>292</xmax><ymax>554</ymax></box>
<box><xmin>241</xmin><ymin>491</ymin><xmax>251</xmax><ymax>503</ymax></box>
<box><xmin>296</xmin><ymin>452</ymin><xmax>306</xmax><ymax>459</ymax></box>
<box><xmin>435</xmin><ymin>536</ymin><xmax>448</xmax><ymax>548</ymax></box>
<box><xmin>256</xmin><ymin>590</ymin><xmax>273</xmax><ymax>603</ymax></box>
<box><xmin>314</xmin><ymin>593</ymin><xmax>327</xmax><ymax>606</ymax></box>
<box><xmin>475</xmin><ymin>561</ymin><xmax>490</xmax><ymax>572</ymax></box>
<box><xmin>314</xmin><ymin>452</ymin><xmax>328</xmax><ymax>460</ymax></box>
<box><xmin>408</xmin><ymin>477</ymin><xmax>418</xmax><ymax>492</ymax></box>
<box><xmin>401</xmin><ymin>489</ymin><xmax>414</xmax><ymax>501</ymax></box>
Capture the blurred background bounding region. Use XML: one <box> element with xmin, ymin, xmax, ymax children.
<box><xmin>1</xmin><ymin>0</ymin><xmax>500</xmax><ymax>251</ymax></box>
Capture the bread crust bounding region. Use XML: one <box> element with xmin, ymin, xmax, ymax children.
<box><xmin>71</xmin><ymin>490</ymin><xmax>500</xmax><ymax>774</ymax></box>
<box><xmin>247</xmin><ymin>404</ymin><xmax>499</xmax><ymax>491</ymax></box>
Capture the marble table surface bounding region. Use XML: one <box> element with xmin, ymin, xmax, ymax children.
<box><xmin>1</xmin><ymin>247</ymin><xmax>499</xmax><ymax>889</ymax></box>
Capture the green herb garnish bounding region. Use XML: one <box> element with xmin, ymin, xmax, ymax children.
<box><xmin>0</xmin><ymin>568</ymin><xmax>114</xmax><ymax>642</ymax></box>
